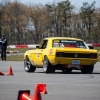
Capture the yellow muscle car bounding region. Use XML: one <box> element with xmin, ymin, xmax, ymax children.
<box><xmin>24</xmin><ymin>37</ymin><xmax>98</xmax><ymax>74</ymax></box>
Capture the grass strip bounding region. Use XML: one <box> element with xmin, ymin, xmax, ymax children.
<box><xmin>5</xmin><ymin>47</ymin><xmax>100</xmax><ymax>61</ymax></box>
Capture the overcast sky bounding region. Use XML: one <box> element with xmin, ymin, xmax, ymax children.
<box><xmin>0</xmin><ymin>0</ymin><xmax>99</xmax><ymax>7</ymax></box>
<box><xmin>17</xmin><ymin>0</ymin><xmax>100</xmax><ymax>7</ymax></box>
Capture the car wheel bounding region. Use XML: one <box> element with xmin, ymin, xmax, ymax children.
<box><xmin>24</xmin><ymin>57</ymin><xmax>36</xmax><ymax>72</ymax></box>
<box><xmin>43</xmin><ymin>56</ymin><xmax>55</xmax><ymax>73</ymax></box>
<box><xmin>62</xmin><ymin>68</ymin><xmax>72</xmax><ymax>73</ymax></box>
<box><xmin>81</xmin><ymin>65</ymin><xmax>94</xmax><ymax>74</ymax></box>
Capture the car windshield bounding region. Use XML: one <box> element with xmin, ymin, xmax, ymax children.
<box><xmin>52</xmin><ymin>39</ymin><xmax>87</xmax><ymax>49</ymax></box>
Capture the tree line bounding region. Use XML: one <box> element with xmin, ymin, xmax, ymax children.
<box><xmin>0</xmin><ymin>0</ymin><xmax>100</xmax><ymax>45</ymax></box>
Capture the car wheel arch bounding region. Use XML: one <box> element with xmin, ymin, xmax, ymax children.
<box><xmin>44</xmin><ymin>55</ymin><xmax>47</xmax><ymax>59</ymax></box>
<box><xmin>25</xmin><ymin>55</ymin><xmax>29</xmax><ymax>60</ymax></box>
<box><xmin>24</xmin><ymin>55</ymin><xmax>36</xmax><ymax>72</ymax></box>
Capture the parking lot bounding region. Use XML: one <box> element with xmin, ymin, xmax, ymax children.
<box><xmin>0</xmin><ymin>61</ymin><xmax>100</xmax><ymax>100</ymax></box>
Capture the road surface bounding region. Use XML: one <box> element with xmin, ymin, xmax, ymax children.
<box><xmin>0</xmin><ymin>61</ymin><xmax>100</xmax><ymax>100</ymax></box>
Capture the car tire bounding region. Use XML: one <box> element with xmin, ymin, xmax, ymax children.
<box><xmin>24</xmin><ymin>57</ymin><xmax>36</xmax><ymax>72</ymax></box>
<box><xmin>62</xmin><ymin>68</ymin><xmax>72</xmax><ymax>73</ymax></box>
<box><xmin>81</xmin><ymin>65</ymin><xmax>94</xmax><ymax>74</ymax></box>
<box><xmin>43</xmin><ymin>56</ymin><xmax>55</xmax><ymax>73</ymax></box>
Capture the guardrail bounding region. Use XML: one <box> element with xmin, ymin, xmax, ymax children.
<box><xmin>92</xmin><ymin>43</ymin><xmax>100</xmax><ymax>47</ymax></box>
<box><xmin>8</xmin><ymin>44</ymin><xmax>38</xmax><ymax>48</ymax></box>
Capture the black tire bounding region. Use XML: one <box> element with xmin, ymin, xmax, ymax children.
<box><xmin>24</xmin><ymin>57</ymin><xmax>36</xmax><ymax>72</ymax></box>
<box><xmin>43</xmin><ymin>56</ymin><xmax>55</xmax><ymax>73</ymax></box>
<box><xmin>62</xmin><ymin>68</ymin><xmax>72</xmax><ymax>73</ymax></box>
<box><xmin>81</xmin><ymin>65</ymin><xmax>94</xmax><ymax>74</ymax></box>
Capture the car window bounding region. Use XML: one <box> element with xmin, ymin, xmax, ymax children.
<box><xmin>52</xmin><ymin>39</ymin><xmax>87</xmax><ymax>48</ymax></box>
<box><xmin>39</xmin><ymin>40</ymin><xmax>48</xmax><ymax>49</ymax></box>
<box><xmin>76</xmin><ymin>41</ymin><xmax>86</xmax><ymax>48</ymax></box>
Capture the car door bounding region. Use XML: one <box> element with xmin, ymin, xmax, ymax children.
<box><xmin>34</xmin><ymin>40</ymin><xmax>48</xmax><ymax>67</ymax></box>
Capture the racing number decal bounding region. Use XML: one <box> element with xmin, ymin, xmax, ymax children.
<box><xmin>49</xmin><ymin>49</ymin><xmax>53</xmax><ymax>54</ymax></box>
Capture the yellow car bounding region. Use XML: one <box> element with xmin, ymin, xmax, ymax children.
<box><xmin>24</xmin><ymin>37</ymin><xmax>98</xmax><ymax>74</ymax></box>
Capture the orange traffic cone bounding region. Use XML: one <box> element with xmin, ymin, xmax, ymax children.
<box><xmin>17</xmin><ymin>90</ymin><xmax>31</xmax><ymax>100</ymax></box>
<box><xmin>0</xmin><ymin>72</ymin><xmax>5</xmax><ymax>76</ymax></box>
<box><xmin>7</xmin><ymin>66</ymin><xmax>13</xmax><ymax>76</ymax></box>
<box><xmin>33</xmin><ymin>84</ymin><xmax>42</xmax><ymax>100</ymax></box>
<box><xmin>36</xmin><ymin>84</ymin><xmax>47</xmax><ymax>94</ymax></box>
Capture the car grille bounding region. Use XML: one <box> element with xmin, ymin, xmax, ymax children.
<box><xmin>64</xmin><ymin>53</ymin><xmax>89</xmax><ymax>58</ymax></box>
<box><xmin>56</xmin><ymin>52</ymin><xmax>97</xmax><ymax>59</ymax></box>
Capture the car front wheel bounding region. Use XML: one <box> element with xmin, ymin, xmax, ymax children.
<box><xmin>24</xmin><ymin>57</ymin><xmax>36</xmax><ymax>72</ymax></box>
<box><xmin>43</xmin><ymin>56</ymin><xmax>55</xmax><ymax>73</ymax></box>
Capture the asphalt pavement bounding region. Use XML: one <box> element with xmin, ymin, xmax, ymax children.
<box><xmin>0</xmin><ymin>61</ymin><xmax>100</xmax><ymax>100</ymax></box>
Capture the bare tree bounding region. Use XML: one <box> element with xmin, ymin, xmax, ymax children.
<box><xmin>2</xmin><ymin>1</ymin><xmax>29</xmax><ymax>44</ymax></box>
<box><xmin>80</xmin><ymin>1</ymin><xmax>96</xmax><ymax>43</ymax></box>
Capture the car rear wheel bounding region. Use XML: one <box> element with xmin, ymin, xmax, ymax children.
<box><xmin>24</xmin><ymin>57</ymin><xmax>36</xmax><ymax>72</ymax></box>
<box><xmin>43</xmin><ymin>56</ymin><xmax>55</xmax><ymax>73</ymax></box>
<box><xmin>81</xmin><ymin>65</ymin><xmax>94</xmax><ymax>74</ymax></box>
<box><xmin>62</xmin><ymin>68</ymin><xmax>72</xmax><ymax>73</ymax></box>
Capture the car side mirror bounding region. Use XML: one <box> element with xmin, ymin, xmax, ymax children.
<box><xmin>36</xmin><ymin>45</ymin><xmax>39</xmax><ymax>48</ymax></box>
<box><xmin>88</xmin><ymin>46</ymin><xmax>94</xmax><ymax>49</ymax></box>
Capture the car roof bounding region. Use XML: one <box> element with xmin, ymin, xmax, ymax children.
<box><xmin>44</xmin><ymin>37</ymin><xmax>83</xmax><ymax>41</ymax></box>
